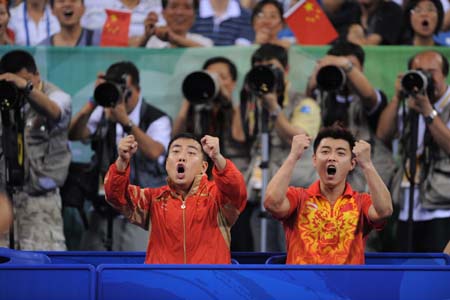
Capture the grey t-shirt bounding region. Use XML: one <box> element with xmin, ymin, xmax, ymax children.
<box><xmin>39</xmin><ymin>28</ymin><xmax>101</xmax><ymax>46</ymax></box>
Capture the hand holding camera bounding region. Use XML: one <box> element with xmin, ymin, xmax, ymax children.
<box><xmin>400</xmin><ymin>69</ymin><xmax>435</xmax><ymax>115</ymax></box>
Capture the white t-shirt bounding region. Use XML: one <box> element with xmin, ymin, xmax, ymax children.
<box><xmin>81</xmin><ymin>0</ymin><xmax>164</xmax><ymax>38</ymax></box>
<box><xmin>9</xmin><ymin>2</ymin><xmax>60</xmax><ymax>46</ymax></box>
<box><xmin>145</xmin><ymin>32</ymin><xmax>213</xmax><ymax>48</ymax></box>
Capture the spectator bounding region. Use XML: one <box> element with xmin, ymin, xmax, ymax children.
<box><xmin>240</xmin><ymin>43</ymin><xmax>321</xmax><ymax>251</ymax></box>
<box><xmin>251</xmin><ymin>0</ymin><xmax>292</xmax><ymax>48</ymax></box>
<box><xmin>321</xmin><ymin>0</ymin><xmax>361</xmax><ymax>40</ymax></box>
<box><xmin>377</xmin><ymin>50</ymin><xmax>450</xmax><ymax>252</ymax></box>
<box><xmin>346</xmin><ymin>0</ymin><xmax>403</xmax><ymax>45</ymax></box>
<box><xmin>104</xmin><ymin>133</ymin><xmax>247</xmax><ymax>264</ymax></box>
<box><xmin>9</xmin><ymin>0</ymin><xmax>60</xmax><ymax>45</ymax></box>
<box><xmin>190</xmin><ymin>0</ymin><xmax>254</xmax><ymax>45</ymax></box>
<box><xmin>40</xmin><ymin>0</ymin><xmax>101</xmax><ymax>46</ymax></box>
<box><xmin>401</xmin><ymin>0</ymin><xmax>444</xmax><ymax>46</ymax></box>
<box><xmin>0</xmin><ymin>0</ymin><xmax>14</xmax><ymax>45</ymax></box>
<box><xmin>138</xmin><ymin>0</ymin><xmax>213</xmax><ymax>48</ymax></box>
<box><xmin>68</xmin><ymin>61</ymin><xmax>172</xmax><ymax>251</ymax></box>
<box><xmin>0</xmin><ymin>49</ymin><xmax>71</xmax><ymax>250</ymax></box>
<box><xmin>264</xmin><ymin>125</ymin><xmax>392</xmax><ymax>264</ymax></box>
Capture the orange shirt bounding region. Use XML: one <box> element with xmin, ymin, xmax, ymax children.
<box><xmin>283</xmin><ymin>180</ymin><xmax>384</xmax><ymax>264</ymax></box>
<box><xmin>104</xmin><ymin>159</ymin><xmax>247</xmax><ymax>264</ymax></box>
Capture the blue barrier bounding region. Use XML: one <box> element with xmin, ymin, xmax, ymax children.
<box><xmin>0</xmin><ymin>264</ymin><xmax>96</xmax><ymax>300</ymax></box>
<box><xmin>41</xmin><ymin>251</ymin><xmax>238</xmax><ymax>265</ymax></box>
<box><xmin>96</xmin><ymin>264</ymin><xmax>450</xmax><ymax>300</ymax></box>
<box><xmin>265</xmin><ymin>253</ymin><xmax>450</xmax><ymax>265</ymax></box>
<box><xmin>41</xmin><ymin>251</ymin><xmax>450</xmax><ymax>266</ymax></box>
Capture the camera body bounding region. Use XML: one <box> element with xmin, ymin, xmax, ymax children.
<box><xmin>182</xmin><ymin>71</ymin><xmax>224</xmax><ymax>106</ymax></box>
<box><xmin>0</xmin><ymin>80</ymin><xmax>24</xmax><ymax>111</ymax></box>
<box><xmin>94</xmin><ymin>75</ymin><xmax>130</xmax><ymax>107</ymax></box>
<box><xmin>316</xmin><ymin>65</ymin><xmax>347</xmax><ymax>92</ymax></box>
<box><xmin>401</xmin><ymin>69</ymin><xmax>434</xmax><ymax>98</ymax></box>
<box><xmin>246</xmin><ymin>64</ymin><xmax>285</xmax><ymax>95</ymax></box>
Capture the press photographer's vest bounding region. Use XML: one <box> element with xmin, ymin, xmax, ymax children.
<box><xmin>269</xmin><ymin>90</ymin><xmax>317</xmax><ymax>187</ymax></box>
<box><xmin>319</xmin><ymin>92</ymin><xmax>396</xmax><ymax>192</ymax></box>
<box><xmin>419</xmin><ymin>102</ymin><xmax>450</xmax><ymax>209</ymax></box>
<box><xmin>93</xmin><ymin>100</ymin><xmax>168</xmax><ymax>188</ymax></box>
<box><xmin>24</xmin><ymin>81</ymin><xmax>72</xmax><ymax>194</ymax></box>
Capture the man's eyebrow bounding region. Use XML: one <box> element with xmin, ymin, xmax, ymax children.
<box><xmin>336</xmin><ymin>147</ymin><xmax>349</xmax><ymax>152</ymax></box>
<box><xmin>319</xmin><ymin>145</ymin><xmax>331</xmax><ymax>150</ymax></box>
<box><xmin>187</xmin><ymin>145</ymin><xmax>200</xmax><ymax>151</ymax></box>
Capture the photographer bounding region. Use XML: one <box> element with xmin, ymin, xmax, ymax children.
<box><xmin>0</xmin><ymin>49</ymin><xmax>71</xmax><ymax>250</ymax></box>
<box><xmin>240</xmin><ymin>43</ymin><xmax>321</xmax><ymax>251</ymax></box>
<box><xmin>377</xmin><ymin>50</ymin><xmax>450</xmax><ymax>252</ymax></box>
<box><xmin>306</xmin><ymin>40</ymin><xmax>392</xmax><ymax>193</ymax></box>
<box><xmin>173</xmin><ymin>56</ymin><xmax>249</xmax><ymax>173</ymax></box>
<box><xmin>69</xmin><ymin>61</ymin><xmax>172</xmax><ymax>251</ymax></box>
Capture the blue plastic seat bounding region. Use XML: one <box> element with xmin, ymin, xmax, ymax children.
<box><xmin>0</xmin><ymin>247</ymin><xmax>51</xmax><ymax>264</ymax></box>
<box><xmin>265</xmin><ymin>254</ymin><xmax>286</xmax><ymax>264</ymax></box>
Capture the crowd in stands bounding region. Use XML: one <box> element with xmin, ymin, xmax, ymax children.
<box><xmin>2</xmin><ymin>0</ymin><xmax>450</xmax><ymax>47</ymax></box>
<box><xmin>0</xmin><ymin>0</ymin><xmax>450</xmax><ymax>262</ymax></box>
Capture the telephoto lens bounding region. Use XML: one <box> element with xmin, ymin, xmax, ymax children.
<box><xmin>94</xmin><ymin>77</ymin><xmax>127</xmax><ymax>107</ymax></box>
<box><xmin>316</xmin><ymin>65</ymin><xmax>346</xmax><ymax>92</ymax></box>
<box><xmin>182</xmin><ymin>71</ymin><xmax>219</xmax><ymax>105</ymax></box>
<box><xmin>401</xmin><ymin>70</ymin><xmax>430</xmax><ymax>96</ymax></box>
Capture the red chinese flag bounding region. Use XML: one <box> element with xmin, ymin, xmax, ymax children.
<box><xmin>284</xmin><ymin>0</ymin><xmax>338</xmax><ymax>45</ymax></box>
<box><xmin>100</xmin><ymin>9</ymin><xmax>131</xmax><ymax>47</ymax></box>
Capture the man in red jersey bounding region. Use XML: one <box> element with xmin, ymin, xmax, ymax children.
<box><xmin>104</xmin><ymin>132</ymin><xmax>247</xmax><ymax>264</ymax></box>
<box><xmin>264</xmin><ymin>124</ymin><xmax>393</xmax><ymax>264</ymax></box>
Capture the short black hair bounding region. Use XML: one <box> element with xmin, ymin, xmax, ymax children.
<box><xmin>313</xmin><ymin>123</ymin><xmax>356</xmax><ymax>154</ymax></box>
<box><xmin>251</xmin><ymin>0</ymin><xmax>284</xmax><ymax>25</ymax></box>
<box><xmin>0</xmin><ymin>49</ymin><xmax>38</xmax><ymax>74</ymax></box>
<box><xmin>162</xmin><ymin>0</ymin><xmax>198</xmax><ymax>10</ymax></box>
<box><xmin>202</xmin><ymin>56</ymin><xmax>238</xmax><ymax>81</ymax></box>
<box><xmin>166</xmin><ymin>132</ymin><xmax>207</xmax><ymax>162</ymax></box>
<box><xmin>327</xmin><ymin>40</ymin><xmax>365</xmax><ymax>66</ymax></box>
<box><xmin>251</xmin><ymin>43</ymin><xmax>288</xmax><ymax>69</ymax></box>
<box><xmin>50</xmin><ymin>0</ymin><xmax>84</xmax><ymax>8</ymax></box>
<box><xmin>407</xmin><ymin>50</ymin><xmax>449</xmax><ymax>77</ymax></box>
<box><xmin>404</xmin><ymin>0</ymin><xmax>444</xmax><ymax>36</ymax></box>
<box><xmin>105</xmin><ymin>61</ymin><xmax>140</xmax><ymax>87</ymax></box>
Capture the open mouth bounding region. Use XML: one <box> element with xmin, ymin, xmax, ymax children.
<box><xmin>327</xmin><ymin>165</ymin><xmax>336</xmax><ymax>176</ymax></box>
<box><xmin>177</xmin><ymin>164</ymin><xmax>185</xmax><ymax>174</ymax></box>
<box><xmin>422</xmin><ymin>19</ymin><xmax>429</xmax><ymax>28</ymax></box>
<box><xmin>63</xmin><ymin>10</ymin><xmax>74</xmax><ymax>17</ymax></box>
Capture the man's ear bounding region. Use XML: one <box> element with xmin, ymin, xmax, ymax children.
<box><xmin>350</xmin><ymin>156</ymin><xmax>357</xmax><ymax>171</ymax></box>
<box><xmin>312</xmin><ymin>153</ymin><xmax>317</xmax><ymax>168</ymax></box>
<box><xmin>202</xmin><ymin>160</ymin><xmax>208</xmax><ymax>174</ymax></box>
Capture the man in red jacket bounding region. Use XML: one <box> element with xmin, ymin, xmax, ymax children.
<box><xmin>104</xmin><ymin>132</ymin><xmax>247</xmax><ymax>264</ymax></box>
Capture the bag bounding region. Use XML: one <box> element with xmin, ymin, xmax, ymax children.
<box><xmin>60</xmin><ymin>161</ymin><xmax>99</xmax><ymax>228</ymax></box>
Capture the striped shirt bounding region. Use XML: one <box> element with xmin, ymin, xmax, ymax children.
<box><xmin>190</xmin><ymin>0</ymin><xmax>254</xmax><ymax>46</ymax></box>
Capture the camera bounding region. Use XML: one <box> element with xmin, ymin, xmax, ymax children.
<box><xmin>94</xmin><ymin>75</ymin><xmax>130</xmax><ymax>107</ymax></box>
<box><xmin>182</xmin><ymin>71</ymin><xmax>220</xmax><ymax>105</ymax></box>
<box><xmin>316</xmin><ymin>65</ymin><xmax>347</xmax><ymax>92</ymax></box>
<box><xmin>246</xmin><ymin>64</ymin><xmax>284</xmax><ymax>95</ymax></box>
<box><xmin>0</xmin><ymin>80</ymin><xmax>23</xmax><ymax>111</ymax></box>
<box><xmin>401</xmin><ymin>69</ymin><xmax>434</xmax><ymax>97</ymax></box>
